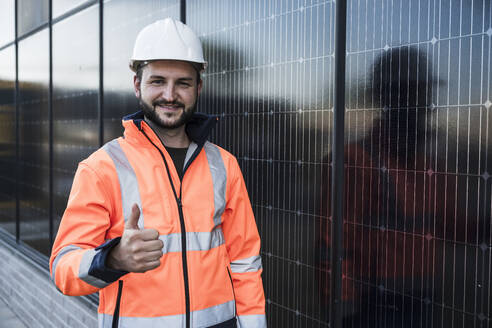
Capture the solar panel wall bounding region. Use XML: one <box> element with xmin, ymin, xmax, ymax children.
<box><xmin>187</xmin><ymin>1</ymin><xmax>334</xmax><ymax>326</ymax></box>
<box><xmin>0</xmin><ymin>1</ymin><xmax>490</xmax><ymax>327</ymax></box>
<box><xmin>340</xmin><ymin>1</ymin><xmax>491</xmax><ymax>327</ymax></box>
<box><xmin>17</xmin><ymin>29</ymin><xmax>51</xmax><ymax>255</ymax></box>
<box><xmin>52</xmin><ymin>3</ymin><xmax>100</xmax><ymax>242</ymax></box>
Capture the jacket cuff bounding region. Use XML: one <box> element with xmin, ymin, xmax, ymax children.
<box><xmin>88</xmin><ymin>238</ymin><xmax>128</xmax><ymax>283</ymax></box>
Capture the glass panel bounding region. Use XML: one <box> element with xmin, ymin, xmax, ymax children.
<box><xmin>17</xmin><ymin>0</ymin><xmax>49</xmax><ymax>36</ymax></box>
<box><xmin>0</xmin><ymin>0</ymin><xmax>15</xmax><ymax>47</ymax></box>
<box><xmin>103</xmin><ymin>0</ymin><xmax>180</xmax><ymax>142</ymax></box>
<box><xmin>52</xmin><ymin>4</ymin><xmax>99</xmax><ymax>236</ymax></box>
<box><xmin>187</xmin><ymin>1</ymin><xmax>334</xmax><ymax>326</ymax></box>
<box><xmin>0</xmin><ymin>45</ymin><xmax>16</xmax><ymax>235</ymax></box>
<box><xmin>53</xmin><ymin>0</ymin><xmax>91</xmax><ymax>19</ymax></box>
<box><xmin>18</xmin><ymin>29</ymin><xmax>50</xmax><ymax>255</ymax></box>
<box><xmin>343</xmin><ymin>0</ymin><xmax>492</xmax><ymax>327</ymax></box>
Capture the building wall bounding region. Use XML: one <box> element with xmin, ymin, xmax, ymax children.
<box><xmin>0</xmin><ymin>1</ymin><xmax>490</xmax><ymax>327</ymax></box>
<box><xmin>0</xmin><ymin>237</ymin><xmax>97</xmax><ymax>327</ymax></box>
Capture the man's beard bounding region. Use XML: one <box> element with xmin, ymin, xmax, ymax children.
<box><xmin>139</xmin><ymin>96</ymin><xmax>197</xmax><ymax>129</ymax></box>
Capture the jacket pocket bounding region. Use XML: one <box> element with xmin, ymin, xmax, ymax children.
<box><xmin>112</xmin><ymin>280</ymin><xmax>124</xmax><ymax>328</ymax></box>
<box><xmin>226</xmin><ymin>267</ymin><xmax>237</xmax><ymax>316</ymax></box>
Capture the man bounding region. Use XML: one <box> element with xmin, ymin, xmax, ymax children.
<box><xmin>50</xmin><ymin>18</ymin><xmax>266</xmax><ymax>328</ymax></box>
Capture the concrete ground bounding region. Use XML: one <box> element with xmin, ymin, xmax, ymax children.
<box><xmin>0</xmin><ymin>298</ymin><xmax>27</xmax><ymax>328</ymax></box>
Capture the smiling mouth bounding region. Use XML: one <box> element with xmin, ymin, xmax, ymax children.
<box><xmin>154</xmin><ymin>105</ymin><xmax>183</xmax><ymax>112</ymax></box>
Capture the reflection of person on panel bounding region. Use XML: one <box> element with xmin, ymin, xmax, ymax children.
<box><xmin>317</xmin><ymin>47</ymin><xmax>457</xmax><ymax>327</ymax></box>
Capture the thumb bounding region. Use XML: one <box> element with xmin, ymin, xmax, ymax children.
<box><xmin>125</xmin><ymin>204</ymin><xmax>140</xmax><ymax>230</ymax></box>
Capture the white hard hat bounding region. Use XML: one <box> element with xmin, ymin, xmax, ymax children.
<box><xmin>129</xmin><ymin>17</ymin><xmax>207</xmax><ymax>72</ymax></box>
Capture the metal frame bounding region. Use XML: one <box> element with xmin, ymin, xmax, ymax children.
<box><xmin>48</xmin><ymin>0</ymin><xmax>54</xmax><ymax>248</ymax></box>
<box><xmin>15</xmin><ymin>22</ymin><xmax>50</xmax><ymax>43</ymax></box>
<box><xmin>0</xmin><ymin>40</ymin><xmax>16</xmax><ymax>53</ymax></box>
<box><xmin>330</xmin><ymin>1</ymin><xmax>347</xmax><ymax>328</ymax></box>
<box><xmin>14</xmin><ymin>0</ymin><xmax>19</xmax><ymax>243</ymax></box>
<box><xmin>51</xmin><ymin>0</ymin><xmax>98</xmax><ymax>25</ymax></box>
<box><xmin>180</xmin><ymin>0</ymin><xmax>186</xmax><ymax>24</ymax></box>
<box><xmin>98</xmin><ymin>0</ymin><xmax>104</xmax><ymax>146</ymax></box>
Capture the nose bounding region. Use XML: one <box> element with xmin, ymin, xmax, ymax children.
<box><xmin>160</xmin><ymin>83</ymin><xmax>177</xmax><ymax>102</ymax></box>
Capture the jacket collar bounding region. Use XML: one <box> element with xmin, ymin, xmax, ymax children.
<box><xmin>122</xmin><ymin>110</ymin><xmax>218</xmax><ymax>147</ymax></box>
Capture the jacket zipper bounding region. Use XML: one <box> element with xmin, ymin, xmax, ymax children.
<box><xmin>226</xmin><ymin>267</ymin><xmax>237</xmax><ymax>317</ymax></box>
<box><xmin>177</xmin><ymin>196</ymin><xmax>191</xmax><ymax>328</ymax></box>
<box><xmin>112</xmin><ymin>280</ymin><xmax>123</xmax><ymax>328</ymax></box>
<box><xmin>140</xmin><ymin>129</ymin><xmax>192</xmax><ymax>328</ymax></box>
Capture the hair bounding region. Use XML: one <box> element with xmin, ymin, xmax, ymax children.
<box><xmin>135</xmin><ymin>61</ymin><xmax>203</xmax><ymax>85</ymax></box>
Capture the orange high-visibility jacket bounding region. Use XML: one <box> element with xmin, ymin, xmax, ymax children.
<box><xmin>50</xmin><ymin>111</ymin><xmax>266</xmax><ymax>328</ymax></box>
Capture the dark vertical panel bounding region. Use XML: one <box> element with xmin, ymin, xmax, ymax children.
<box><xmin>331</xmin><ymin>0</ymin><xmax>347</xmax><ymax>327</ymax></box>
<box><xmin>17</xmin><ymin>0</ymin><xmax>49</xmax><ymax>36</ymax></box>
<box><xmin>343</xmin><ymin>0</ymin><xmax>492</xmax><ymax>327</ymax></box>
<box><xmin>52</xmin><ymin>4</ymin><xmax>99</xmax><ymax>238</ymax></box>
<box><xmin>102</xmin><ymin>0</ymin><xmax>180</xmax><ymax>143</ymax></box>
<box><xmin>0</xmin><ymin>0</ymin><xmax>16</xmax><ymax>47</ymax></box>
<box><xmin>17</xmin><ymin>29</ymin><xmax>50</xmax><ymax>255</ymax></box>
<box><xmin>0</xmin><ymin>46</ymin><xmax>17</xmax><ymax>236</ymax></box>
<box><xmin>187</xmin><ymin>1</ymin><xmax>335</xmax><ymax>326</ymax></box>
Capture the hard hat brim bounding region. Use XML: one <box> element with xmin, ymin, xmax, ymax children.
<box><xmin>129</xmin><ymin>59</ymin><xmax>208</xmax><ymax>73</ymax></box>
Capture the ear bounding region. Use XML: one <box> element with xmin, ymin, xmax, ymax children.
<box><xmin>197</xmin><ymin>79</ymin><xmax>203</xmax><ymax>96</ymax></box>
<box><xmin>133</xmin><ymin>75</ymin><xmax>141</xmax><ymax>98</ymax></box>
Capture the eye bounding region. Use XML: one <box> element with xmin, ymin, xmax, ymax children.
<box><xmin>178</xmin><ymin>81</ymin><xmax>191</xmax><ymax>87</ymax></box>
<box><xmin>150</xmin><ymin>80</ymin><xmax>164</xmax><ymax>85</ymax></box>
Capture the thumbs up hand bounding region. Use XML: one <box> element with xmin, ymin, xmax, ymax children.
<box><xmin>107</xmin><ymin>204</ymin><xmax>164</xmax><ymax>273</ymax></box>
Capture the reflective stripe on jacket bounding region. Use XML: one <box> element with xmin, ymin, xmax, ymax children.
<box><xmin>49</xmin><ymin>112</ymin><xmax>266</xmax><ymax>327</ymax></box>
